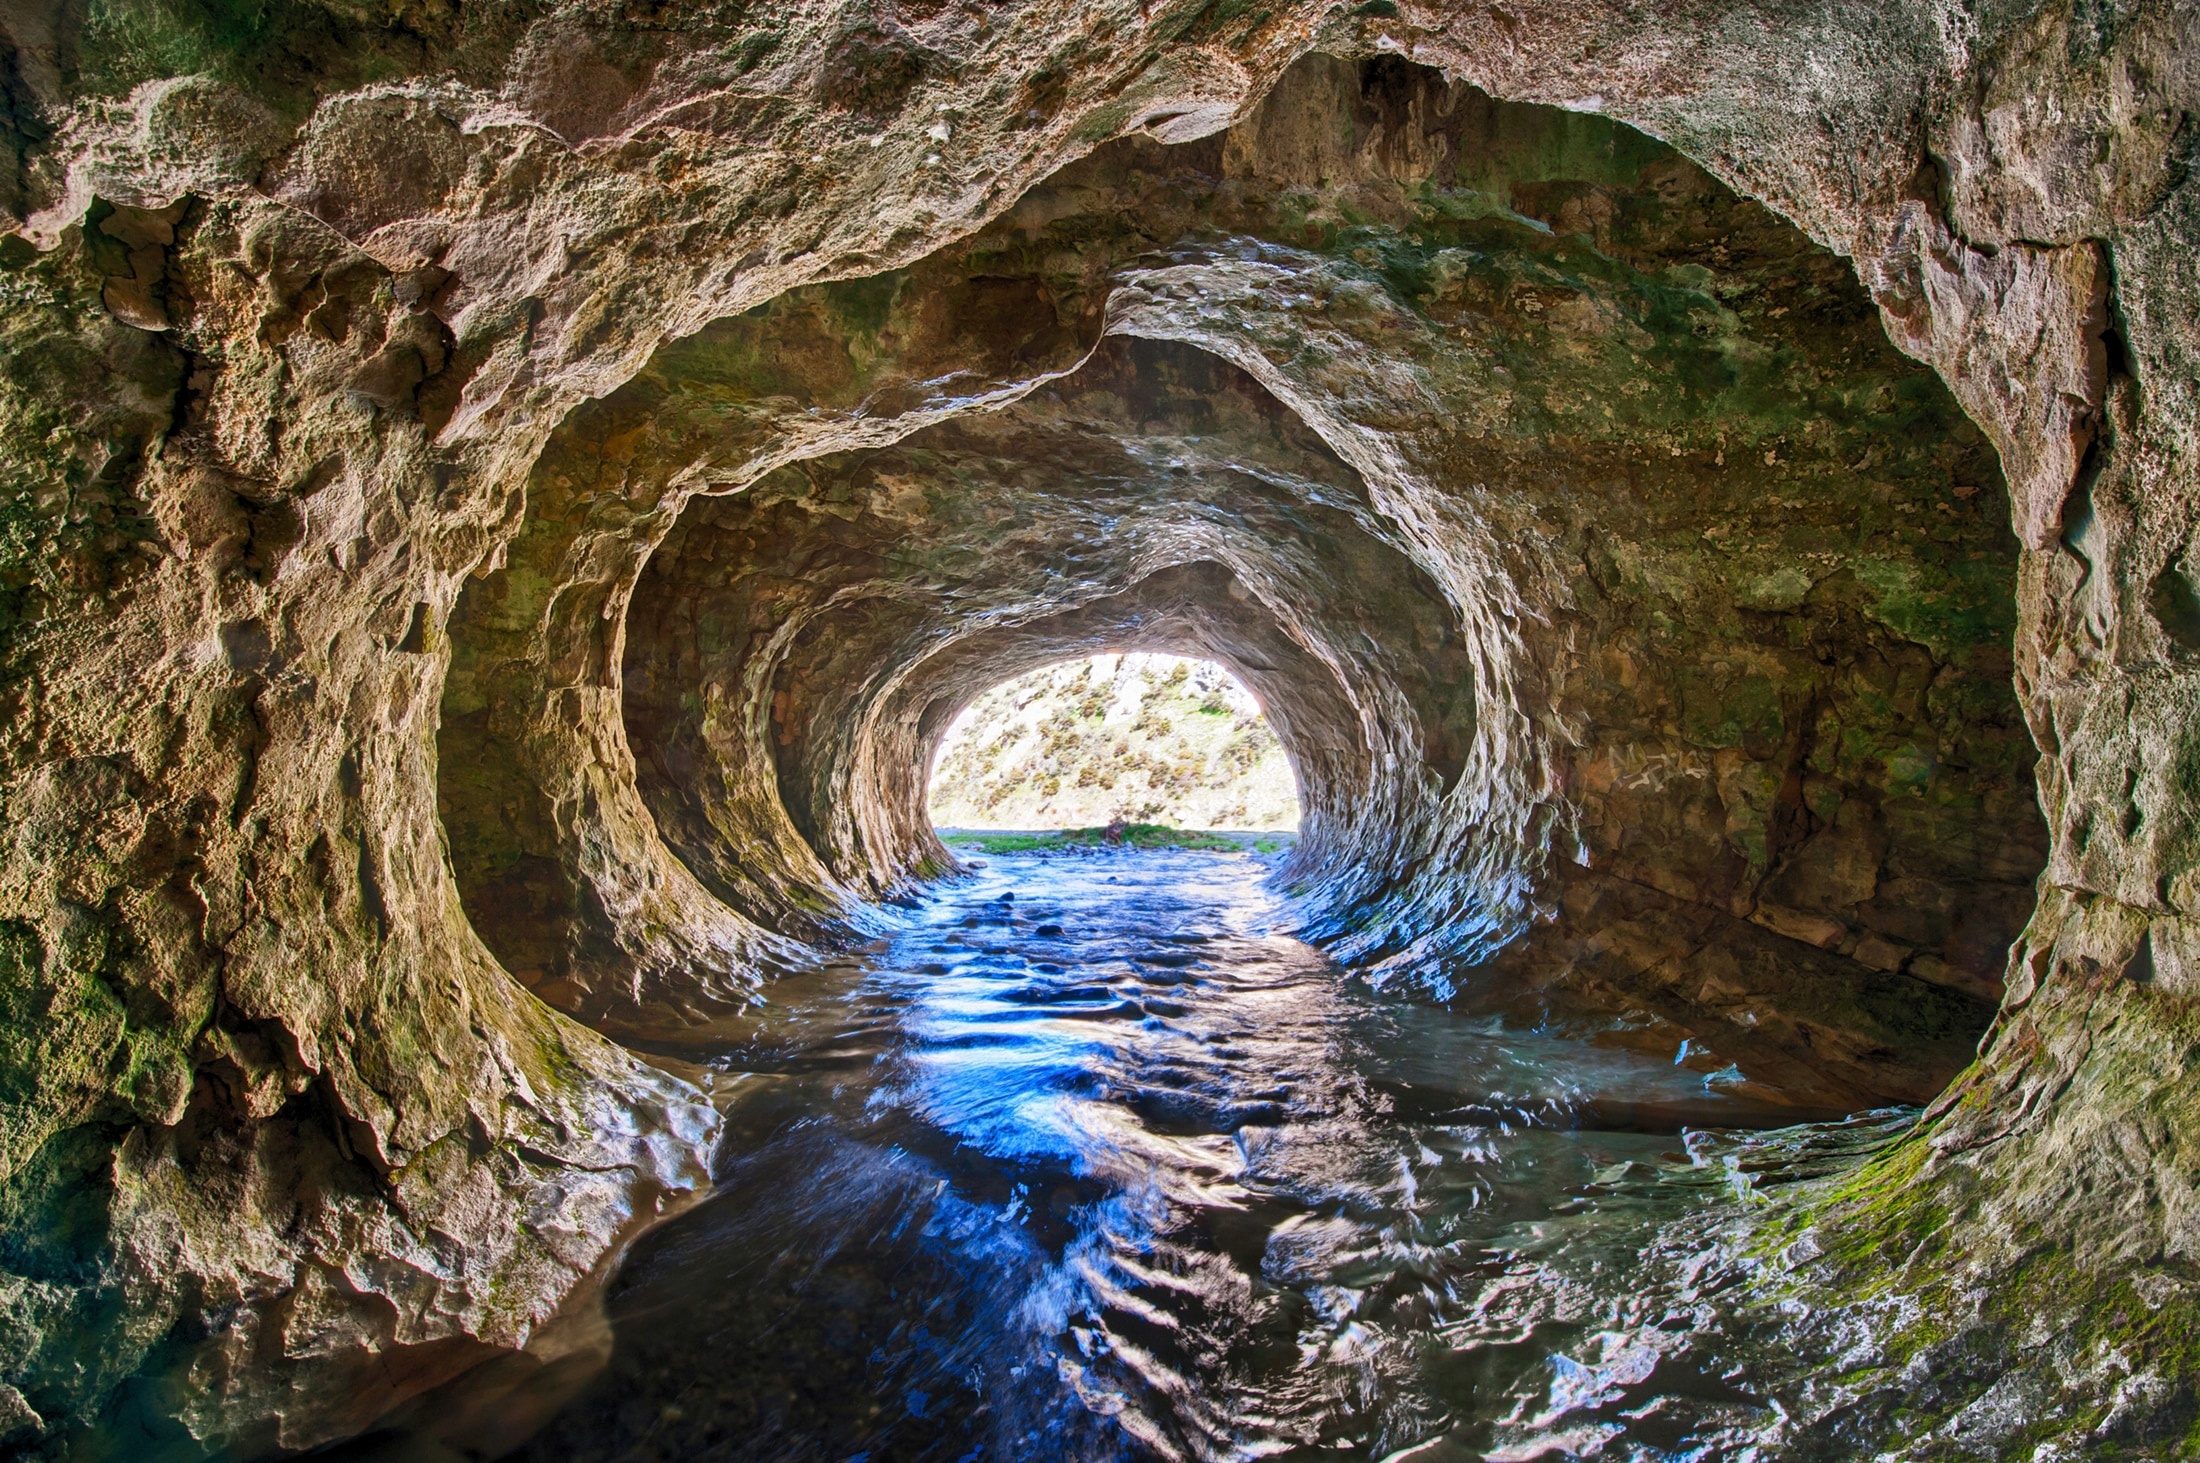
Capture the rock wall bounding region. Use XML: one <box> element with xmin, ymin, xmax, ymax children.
<box><xmin>463</xmin><ymin>58</ymin><xmax>2035</xmax><ymax>1107</ymax></box>
<box><xmin>0</xmin><ymin>0</ymin><xmax>2189</xmax><ymax>1453</ymax></box>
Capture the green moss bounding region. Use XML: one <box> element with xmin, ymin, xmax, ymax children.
<box><xmin>77</xmin><ymin>0</ymin><xmax>299</xmax><ymax>92</ymax></box>
<box><xmin>1852</xmin><ymin>554</ymin><xmax>2016</xmax><ymax>660</ymax></box>
<box><xmin>940</xmin><ymin>824</ymin><xmax>1268</xmax><ymax>853</ymax></box>
<box><xmin>2171</xmin><ymin>714</ymin><xmax>2200</xmax><ymax>849</ymax></box>
<box><xmin>1738</xmin><ymin>1131</ymin><xmax>1966</xmax><ymax>1397</ymax></box>
<box><xmin>1070</xmin><ymin>99</ymin><xmax>1138</xmax><ymax>146</ymax></box>
<box><xmin>0</xmin><ymin>919</ymin><xmax>194</xmax><ymax>1189</ymax></box>
<box><xmin>1679</xmin><ymin>670</ymin><xmax>1784</xmax><ymax>750</ymax></box>
<box><xmin>1178</xmin><ymin>0</ymin><xmax>1263</xmax><ymax>42</ymax></box>
<box><xmin>1754</xmin><ymin>1126</ymin><xmax>2200</xmax><ymax>1452</ymax></box>
<box><xmin>647</xmin><ymin>272</ymin><xmax>924</xmax><ymax>411</ymax></box>
<box><xmin>1422</xmin><ymin>94</ymin><xmax>1671</xmax><ymax>198</ymax></box>
<box><xmin>1885</xmin><ymin>741</ymin><xmax>1939</xmax><ymax>793</ymax></box>
<box><xmin>68</xmin><ymin>0</ymin><xmax>543</xmax><ymax>114</ymax></box>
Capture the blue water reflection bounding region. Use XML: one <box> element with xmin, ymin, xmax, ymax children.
<box><xmin>335</xmin><ymin>848</ymin><xmax>1907</xmax><ymax>1463</ymax></box>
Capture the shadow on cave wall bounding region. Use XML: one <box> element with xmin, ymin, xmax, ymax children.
<box><xmin>440</xmin><ymin>52</ymin><xmax>2044</xmax><ymax>1107</ymax></box>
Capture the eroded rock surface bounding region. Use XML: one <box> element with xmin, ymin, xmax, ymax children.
<box><xmin>0</xmin><ymin>0</ymin><xmax>2191</xmax><ymax>1454</ymax></box>
<box><xmin>457</xmin><ymin>66</ymin><xmax>2034</xmax><ymax>1114</ymax></box>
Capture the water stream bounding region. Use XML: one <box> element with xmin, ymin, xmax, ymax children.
<box><xmin>325</xmin><ymin>848</ymin><xmax>1906</xmax><ymax>1463</ymax></box>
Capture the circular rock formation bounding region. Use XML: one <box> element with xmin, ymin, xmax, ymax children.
<box><xmin>0</xmin><ymin>0</ymin><xmax>2187</xmax><ymax>1454</ymax></box>
<box><xmin>448</xmin><ymin>60</ymin><xmax>2038</xmax><ymax>1112</ymax></box>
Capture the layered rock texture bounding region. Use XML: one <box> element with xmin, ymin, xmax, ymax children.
<box><xmin>0</xmin><ymin>0</ymin><xmax>2190</xmax><ymax>1454</ymax></box>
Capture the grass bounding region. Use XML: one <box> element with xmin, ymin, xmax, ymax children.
<box><xmin>938</xmin><ymin>825</ymin><xmax>1294</xmax><ymax>854</ymax></box>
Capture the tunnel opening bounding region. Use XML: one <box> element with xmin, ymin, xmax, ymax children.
<box><xmin>924</xmin><ymin>651</ymin><xmax>1304</xmax><ymax>842</ymax></box>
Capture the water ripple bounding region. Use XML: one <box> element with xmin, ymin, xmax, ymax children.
<box><xmin>330</xmin><ymin>850</ymin><xmax>1908</xmax><ymax>1463</ymax></box>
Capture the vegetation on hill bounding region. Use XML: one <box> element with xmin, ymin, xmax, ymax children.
<box><xmin>938</xmin><ymin>824</ymin><xmax>1295</xmax><ymax>854</ymax></box>
<box><xmin>926</xmin><ymin>654</ymin><xmax>1300</xmax><ymax>831</ymax></box>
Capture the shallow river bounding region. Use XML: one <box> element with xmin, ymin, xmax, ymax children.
<box><xmin>328</xmin><ymin>848</ymin><xmax>1904</xmax><ymax>1463</ymax></box>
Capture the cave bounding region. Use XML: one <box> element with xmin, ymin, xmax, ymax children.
<box><xmin>0</xmin><ymin>2</ymin><xmax>2188</xmax><ymax>1458</ymax></box>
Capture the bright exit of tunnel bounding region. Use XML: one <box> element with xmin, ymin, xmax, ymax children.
<box><xmin>925</xmin><ymin>653</ymin><xmax>1303</xmax><ymax>834</ymax></box>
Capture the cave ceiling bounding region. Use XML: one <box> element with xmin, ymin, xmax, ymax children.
<box><xmin>440</xmin><ymin>58</ymin><xmax>2037</xmax><ymax>1112</ymax></box>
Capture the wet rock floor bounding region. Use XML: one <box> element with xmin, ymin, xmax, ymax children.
<box><xmin>319</xmin><ymin>850</ymin><xmax>1905</xmax><ymax>1463</ymax></box>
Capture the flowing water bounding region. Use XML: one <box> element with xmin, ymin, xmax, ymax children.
<box><xmin>320</xmin><ymin>849</ymin><xmax>1908</xmax><ymax>1463</ymax></box>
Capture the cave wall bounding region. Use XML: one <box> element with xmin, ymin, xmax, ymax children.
<box><xmin>471</xmin><ymin>62</ymin><xmax>2036</xmax><ymax>1112</ymax></box>
<box><xmin>617</xmin><ymin>339</ymin><xmax>1465</xmax><ymax>920</ymax></box>
<box><xmin>0</xmin><ymin>0</ymin><xmax>2189</xmax><ymax>1453</ymax></box>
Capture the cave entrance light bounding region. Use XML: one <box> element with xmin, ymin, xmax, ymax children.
<box><xmin>926</xmin><ymin>653</ymin><xmax>1302</xmax><ymax>835</ymax></box>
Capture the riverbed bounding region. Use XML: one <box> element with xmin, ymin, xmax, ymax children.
<box><xmin>321</xmin><ymin>848</ymin><xmax>1905</xmax><ymax>1462</ymax></box>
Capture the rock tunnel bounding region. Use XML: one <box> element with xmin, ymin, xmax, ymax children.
<box><xmin>445</xmin><ymin>59</ymin><xmax>2039</xmax><ymax>1096</ymax></box>
<box><xmin>0</xmin><ymin>1</ymin><xmax>2190</xmax><ymax>1456</ymax></box>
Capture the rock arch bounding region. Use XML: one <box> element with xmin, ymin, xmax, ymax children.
<box><xmin>0</xmin><ymin>1</ymin><xmax>2183</xmax><ymax>1453</ymax></box>
<box><xmin>446</xmin><ymin>61</ymin><xmax>2037</xmax><ymax>1110</ymax></box>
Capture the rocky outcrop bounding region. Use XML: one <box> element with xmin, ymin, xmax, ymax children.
<box><xmin>0</xmin><ymin>0</ymin><xmax>2189</xmax><ymax>1454</ymax></box>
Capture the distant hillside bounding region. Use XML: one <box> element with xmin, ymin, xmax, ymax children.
<box><xmin>926</xmin><ymin>654</ymin><xmax>1300</xmax><ymax>831</ymax></box>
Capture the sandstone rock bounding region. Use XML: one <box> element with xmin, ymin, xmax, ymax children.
<box><xmin>0</xmin><ymin>0</ymin><xmax>2189</xmax><ymax>1454</ymax></box>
